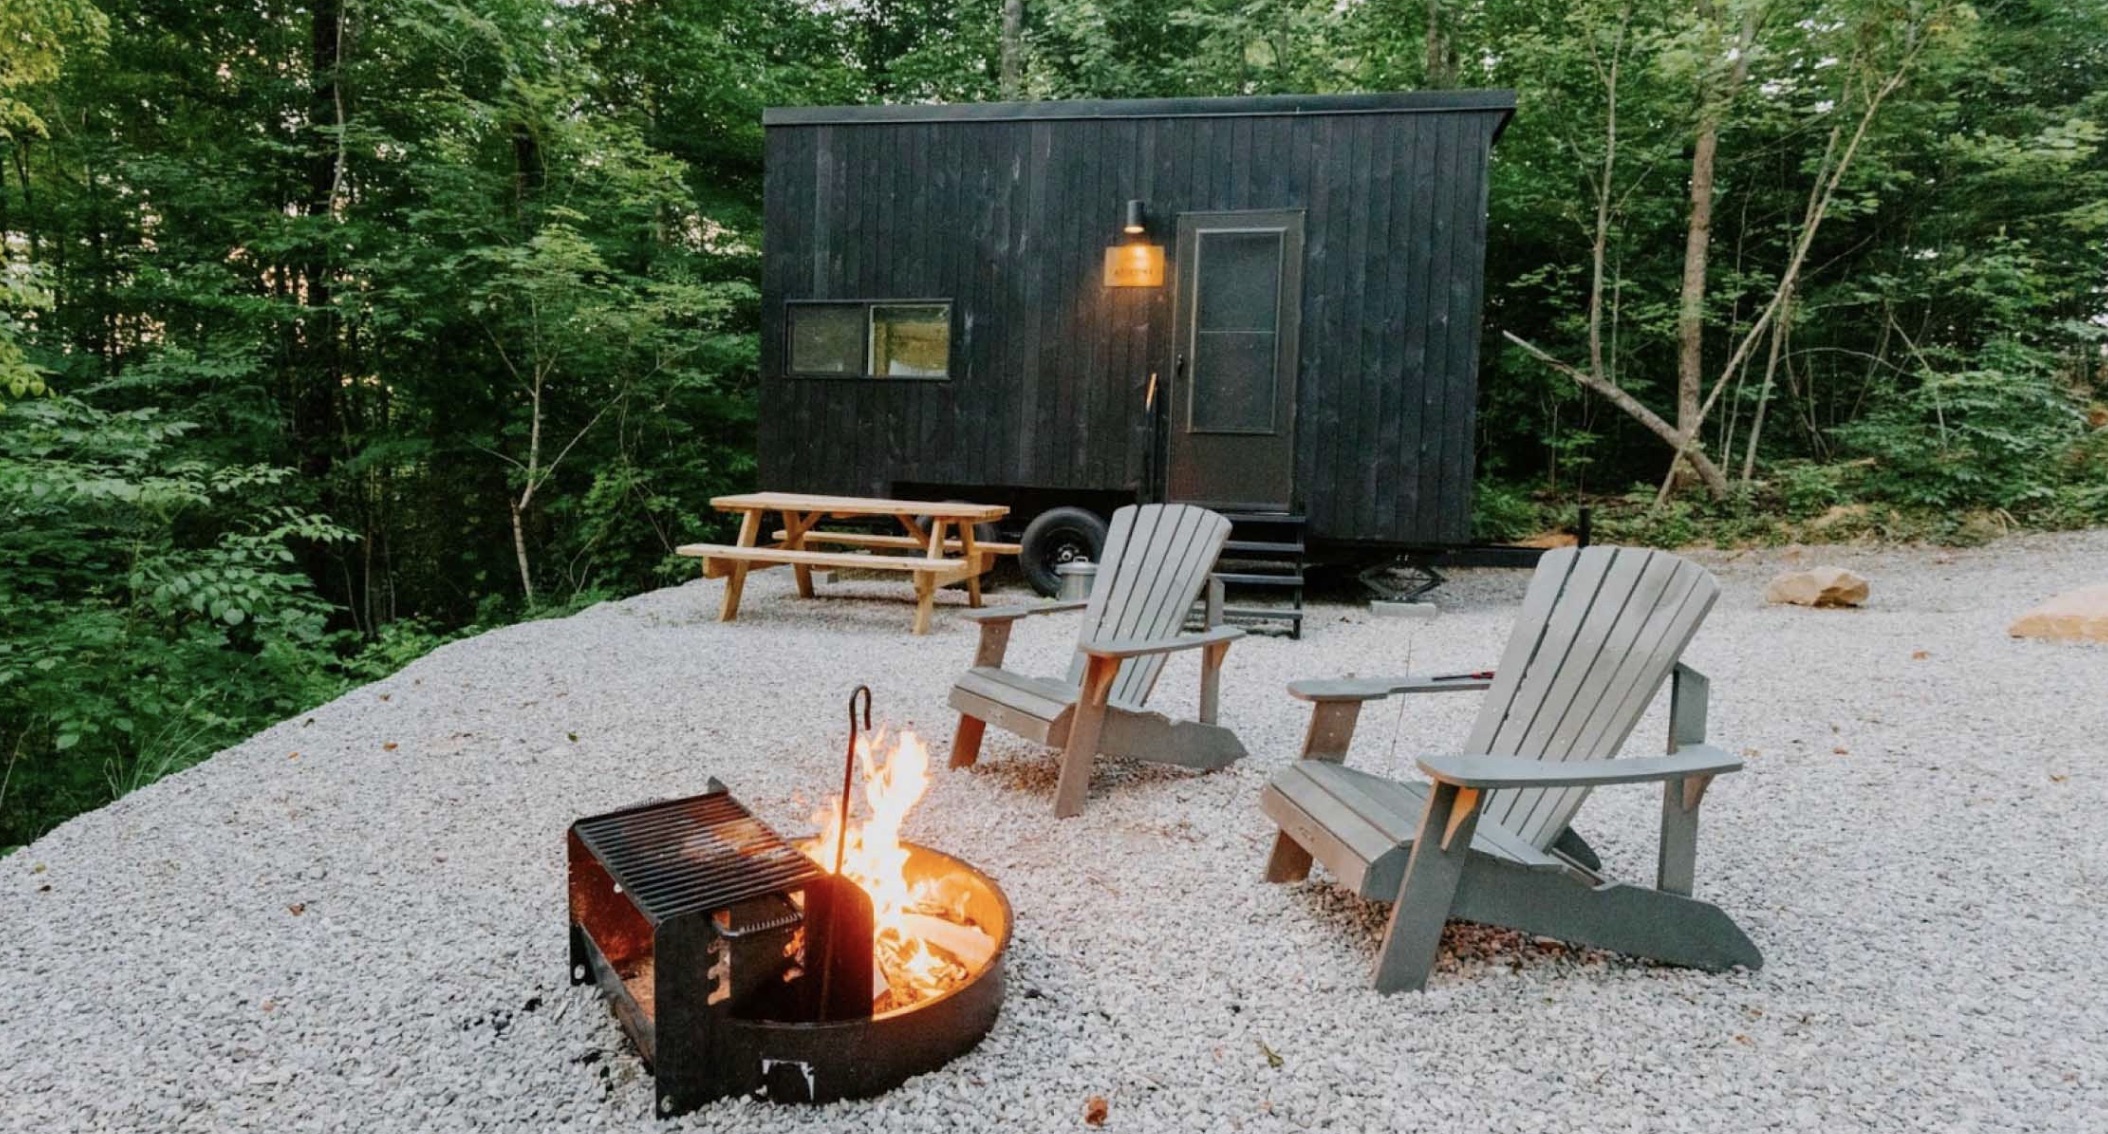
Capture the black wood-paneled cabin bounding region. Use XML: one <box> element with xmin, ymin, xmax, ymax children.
<box><xmin>757</xmin><ymin>91</ymin><xmax>1513</xmax><ymax>558</ymax></box>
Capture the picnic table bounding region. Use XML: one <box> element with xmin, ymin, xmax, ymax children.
<box><xmin>676</xmin><ymin>492</ymin><xmax>1016</xmax><ymax>635</ymax></box>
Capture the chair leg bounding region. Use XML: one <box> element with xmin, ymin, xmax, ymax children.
<box><xmin>950</xmin><ymin>714</ymin><xmax>987</xmax><ymax>769</ymax></box>
<box><xmin>1053</xmin><ymin>655</ymin><xmax>1119</xmax><ymax>819</ymax></box>
<box><xmin>1264</xmin><ymin>832</ymin><xmax>1315</xmax><ymax>883</ymax></box>
<box><xmin>1198</xmin><ymin>640</ymin><xmax>1230</xmax><ymax>726</ymax></box>
<box><xmin>1263</xmin><ymin>701</ymin><xmax>1366</xmax><ymax>882</ymax></box>
<box><xmin>1300</xmin><ymin>701</ymin><xmax>1364</xmax><ymax>763</ymax></box>
<box><xmin>1373</xmin><ymin>782</ymin><xmax>1480</xmax><ymax>993</ymax></box>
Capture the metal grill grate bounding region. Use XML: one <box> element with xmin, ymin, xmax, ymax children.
<box><xmin>571</xmin><ymin>788</ymin><xmax>824</xmax><ymax>922</ymax></box>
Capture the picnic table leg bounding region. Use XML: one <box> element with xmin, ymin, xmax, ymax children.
<box><xmin>783</xmin><ymin>510</ymin><xmax>815</xmax><ymax>599</ymax></box>
<box><xmin>912</xmin><ymin>573</ymin><xmax>936</xmax><ymax>636</ymax></box>
<box><xmin>958</xmin><ymin>522</ymin><xmax>983</xmax><ymax>607</ymax></box>
<box><xmin>909</xmin><ymin>518</ymin><xmax>947</xmax><ymax>635</ymax></box>
<box><xmin>718</xmin><ymin>508</ymin><xmax>762</xmax><ymax>622</ymax></box>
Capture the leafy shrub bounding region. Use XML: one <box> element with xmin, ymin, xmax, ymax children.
<box><xmin>1834</xmin><ymin>339</ymin><xmax>2086</xmax><ymax>513</ymax></box>
<box><xmin>1472</xmin><ymin>480</ymin><xmax>1556</xmax><ymax>543</ymax></box>
<box><xmin>0</xmin><ymin>398</ymin><xmax>351</xmax><ymax>848</ymax></box>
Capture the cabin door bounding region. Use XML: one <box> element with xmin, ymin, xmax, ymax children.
<box><xmin>1164</xmin><ymin>210</ymin><xmax>1303</xmax><ymax>510</ymax></box>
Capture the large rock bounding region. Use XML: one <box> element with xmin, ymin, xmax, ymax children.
<box><xmin>2009</xmin><ymin>584</ymin><xmax>2108</xmax><ymax>643</ymax></box>
<box><xmin>1765</xmin><ymin>566</ymin><xmax>1869</xmax><ymax>608</ymax></box>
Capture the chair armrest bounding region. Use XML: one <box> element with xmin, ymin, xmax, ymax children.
<box><xmin>962</xmin><ymin>600</ymin><xmax>1088</xmax><ymax>624</ymax></box>
<box><xmin>1418</xmin><ymin>744</ymin><xmax>1744</xmax><ymax>789</ymax></box>
<box><xmin>1077</xmin><ymin>625</ymin><xmax>1244</xmax><ymax>660</ymax></box>
<box><xmin>1288</xmin><ymin>672</ymin><xmax>1494</xmax><ymax>703</ymax></box>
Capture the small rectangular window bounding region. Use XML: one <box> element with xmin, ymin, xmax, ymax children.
<box><xmin>871</xmin><ymin>305</ymin><xmax>950</xmax><ymax>377</ymax></box>
<box><xmin>788</xmin><ymin>304</ymin><xmax>866</xmax><ymax>374</ymax></box>
<box><xmin>786</xmin><ymin>301</ymin><xmax>951</xmax><ymax>379</ymax></box>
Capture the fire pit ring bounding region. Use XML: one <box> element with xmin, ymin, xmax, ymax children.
<box><xmin>567</xmin><ymin>783</ymin><xmax>1013</xmax><ymax>1116</ymax></box>
<box><xmin>721</xmin><ymin>842</ymin><xmax>1011</xmax><ymax>1105</ymax></box>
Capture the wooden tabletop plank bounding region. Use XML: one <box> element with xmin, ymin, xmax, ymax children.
<box><xmin>709</xmin><ymin>491</ymin><xmax>1008</xmax><ymax>522</ymax></box>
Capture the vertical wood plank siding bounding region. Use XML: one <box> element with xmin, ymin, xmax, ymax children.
<box><xmin>759</xmin><ymin>95</ymin><xmax>1510</xmax><ymax>546</ymax></box>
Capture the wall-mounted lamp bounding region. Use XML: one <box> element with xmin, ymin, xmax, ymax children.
<box><xmin>1106</xmin><ymin>199</ymin><xmax>1163</xmax><ymax>287</ymax></box>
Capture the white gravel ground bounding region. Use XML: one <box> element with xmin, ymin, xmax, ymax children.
<box><xmin>6</xmin><ymin>532</ymin><xmax>2108</xmax><ymax>1133</ymax></box>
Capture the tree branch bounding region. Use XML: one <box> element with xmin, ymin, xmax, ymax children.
<box><xmin>1504</xmin><ymin>331</ymin><xmax>1732</xmax><ymax>493</ymax></box>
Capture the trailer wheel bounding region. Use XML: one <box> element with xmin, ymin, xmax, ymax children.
<box><xmin>1019</xmin><ymin>507</ymin><xmax>1108</xmax><ymax>597</ymax></box>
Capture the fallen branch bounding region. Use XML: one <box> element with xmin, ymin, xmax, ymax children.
<box><xmin>1504</xmin><ymin>331</ymin><xmax>1731</xmax><ymax>496</ymax></box>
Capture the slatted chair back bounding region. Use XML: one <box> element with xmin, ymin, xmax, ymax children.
<box><xmin>1465</xmin><ymin>545</ymin><xmax>1721</xmax><ymax>850</ymax></box>
<box><xmin>1062</xmin><ymin>504</ymin><xmax>1234</xmax><ymax>708</ymax></box>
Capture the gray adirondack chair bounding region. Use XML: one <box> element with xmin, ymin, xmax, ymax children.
<box><xmin>1261</xmin><ymin>545</ymin><xmax>1762</xmax><ymax>992</ymax></box>
<box><xmin>948</xmin><ymin>504</ymin><xmax>1247</xmax><ymax>818</ymax></box>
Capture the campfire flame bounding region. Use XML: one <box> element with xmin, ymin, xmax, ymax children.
<box><xmin>808</xmin><ymin>728</ymin><xmax>966</xmax><ymax>1005</ymax></box>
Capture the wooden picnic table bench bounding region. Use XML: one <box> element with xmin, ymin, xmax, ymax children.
<box><xmin>676</xmin><ymin>492</ymin><xmax>1013</xmax><ymax>635</ymax></box>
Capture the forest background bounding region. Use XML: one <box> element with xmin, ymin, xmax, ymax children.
<box><xmin>3</xmin><ymin>0</ymin><xmax>2103</xmax><ymax>846</ymax></box>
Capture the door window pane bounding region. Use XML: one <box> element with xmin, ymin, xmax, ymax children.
<box><xmin>871</xmin><ymin>305</ymin><xmax>950</xmax><ymax>377</ymax></box>
<box><xmin>1190</xmin><ymin>230</ymin><xmax>1283</xmax><ymax>432</ymax></box>
<box><xmin>789</xmin><ymin>304</ymin><xmax>865</xmax><ymax>374</ymax></box>
<box><xmin>1196</xmin><ymin>232</ymin><xmax>1282</xmax><ymax>332</ymax></box>
<box><xmin>1190</xmin><ymin>333</ymin><xmax>1277</xmax><ymax>432</ymax></box>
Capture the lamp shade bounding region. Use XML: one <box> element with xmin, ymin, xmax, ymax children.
<box><xmin>1122</xmin><ymin>199</ymin><xmax>1147</xmax><ymax>235</ymax></box>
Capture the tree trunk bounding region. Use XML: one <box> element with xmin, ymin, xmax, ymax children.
<box><xmin>300</xmin><ymin>0</ymin><xmax>344</xmax><ymax>480</ymax></box>
<box><xmin>1000</xmin><ymin>0</ymin><xmax>1025</xmax><ymax>99</ymax></box>
<box><xmin>1424</xmin><ymin>0</ymin><xmax>1452</xmax><ymax>88</ymax></box>
<box><xmin>1671</xmin><ymin>5</ymin><xmax>1756</xmax><ymax>485</ymax></box>
<box><xmin>510</xmin><ymin>499</ymin><xmax>536</xmax><ymax>607</ymax></box>
<box><xmin>1740</xmin><ymin>287</ymin><xmax>1790</xmax><ymax>485</ymax></box>
<box><xmin>10</xmin><ymin>146</ymin><xmax>35</xmax><ymax>264</ymax></box>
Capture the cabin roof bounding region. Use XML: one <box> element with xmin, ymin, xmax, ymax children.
<box><xmin>763</xmin><ymin>90</ymin><xmax>1516</xmax><ymax>135</ymax></box>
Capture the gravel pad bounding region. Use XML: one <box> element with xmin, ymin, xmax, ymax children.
<box><xmin>5</xmin><ymin>533</ymin><xmax>2107</xmax><ymax>1133</ymax></box>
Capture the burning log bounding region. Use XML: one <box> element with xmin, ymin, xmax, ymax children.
<box><xmin>900</xmin><ymin>912</ymin><xmax>997</xmax><ymax>970</ymax></box>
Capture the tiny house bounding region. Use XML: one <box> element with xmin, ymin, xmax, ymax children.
<box><xmin>757</xmin><ymin>91</ymin><xmax>1513</xmax><ymax>596</ymax></box>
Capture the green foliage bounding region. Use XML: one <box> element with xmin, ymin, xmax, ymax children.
<box><xmin>0</xmin><ymin>262</ymin><xmax>54</xmax><ymax>409</ymax></box>
<box><xmin>0</xmin><ymin>0</ymin><xmax>107</xmax><ymax>140</ymax></box>
<box><xmin>1835</xmin><ymin>339</ymin><xmax>2088</xmax><ymax>512</ymax></box>
<box><xmin>1471</xmin><ymin>481</ymin><xmax>1552</xmax><ymax>544</ymax></box>
<box><xmin>0</xmin><ymin>397</ymin><xmax>350</xmax><ymax>845</ymax></box>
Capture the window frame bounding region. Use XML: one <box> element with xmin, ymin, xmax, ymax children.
<box><xmin>784</xmin><ymin>299</ymin><xmax>955</xmax><ymax>381</ymax></box>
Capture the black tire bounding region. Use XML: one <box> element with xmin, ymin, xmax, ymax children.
<box><xmin>1018</xmin><ymin>506</ymin><xmax>1108</xmax><ymax>597</ymax></box>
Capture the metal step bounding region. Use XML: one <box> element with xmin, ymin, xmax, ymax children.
<box><xmin>1212</xmin><ymin>571</ymin><xmax>1303</xmax><ymax>587</ymax></box>
<box><xmin>1224</xmin><ymin>538</ymin><xmax>1305</xmax><ymax>555</ymax></box>
<box><xmin>1221</xmin><ymin>605</ymin><xmax>1305</xmax><ymax>624</ymax></box>
<box><xmin>1213</xmin><ymin>510</ymin><xmax>1308</xmax><ymax>640</ymax></box>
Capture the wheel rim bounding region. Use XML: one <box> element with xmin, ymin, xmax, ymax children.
<box><xmin>1040</xmin><ymin>534</ymin><xmax>1092</xmax><ymax>575</ymax></box>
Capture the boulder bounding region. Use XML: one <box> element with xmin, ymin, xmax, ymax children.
<box><xmin>2008</xmin><ymin>584</ymin><xmax>2108</xmax><ymax>643</ymax></box>
<box><xmin>1765</xmin><ymin>566</ymin><xmax>1869</xmax><ymax>608</ymax></box>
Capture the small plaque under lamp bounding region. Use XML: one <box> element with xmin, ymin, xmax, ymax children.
<box><xmin>1103</xmin><ymin>244</ymin><xmax>1165</xmax><ymax>288</ymax></box>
